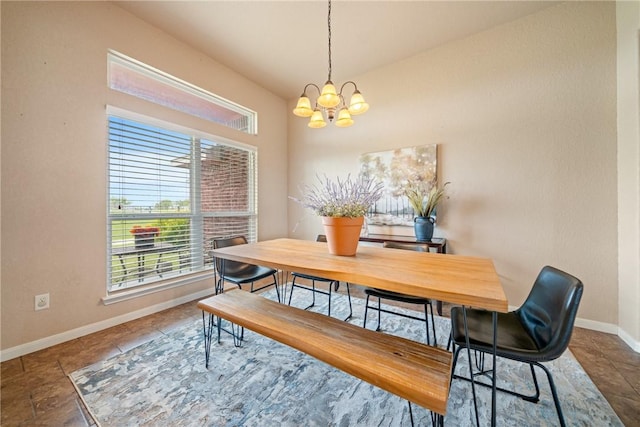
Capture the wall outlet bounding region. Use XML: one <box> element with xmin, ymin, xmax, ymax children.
<box><xmin>35</xmin><ymin>293</ymin><xmax>50</xmax><ymax>311</ymax></box>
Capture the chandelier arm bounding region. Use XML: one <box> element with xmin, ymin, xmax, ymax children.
<box><xmin>338</xmin><ymin>81</ymin><xmax>359</xmax><ymax>95</ymax></box>
<box><xmin>301</xmin><ymin>83</ymin><xmax>321</xmax><ymax>97</ymax></box>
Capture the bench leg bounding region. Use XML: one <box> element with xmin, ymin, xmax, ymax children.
<box><xmin>231</xmin><ymin>323</ymin><xmax>244</xmax><ymax>348</ymax></box>
<box><xmin>202</xmin><ymin>311</ymin><xmax>215</xmax><ymax>369</ymax></box>
<box><xmin>431</xmin><ymin>412</ymin><xmax>444</xmax><ymax>426</ymax></box>
<box><xmin>408</xmin><ymin>401</ymin><xmax>444</xmax><ymax>427</ymax></box>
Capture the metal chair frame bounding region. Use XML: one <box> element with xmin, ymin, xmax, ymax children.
<box><xmin>362</xmin><ymin>241</ymin><xmax>438</xmax><ymax>346</ymax></box>
<box><xmin>288</xmin><ymin>236</ymin><xmax>353</xmax><ymax>321</ymax></box>
<box><xmin>449</xmin><ymin>265</ymin><xmax>584</xmax><ymax>427</ymax></box>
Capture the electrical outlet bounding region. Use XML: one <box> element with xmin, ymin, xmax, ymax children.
<box><xmin>35</xmin><ymin>293</ymin><xmax>50</xmax><ymax>311</ymax></box>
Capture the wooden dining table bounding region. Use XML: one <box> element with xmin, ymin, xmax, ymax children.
<box><xmin>211</xmin><ymin>237</ymin><xmax>508</xmax><ymax>426</ymax></box>
<box><xmin>212</xmin><ymin>238</ymin><xmax>507</xmax><ymax>312</ymax></box>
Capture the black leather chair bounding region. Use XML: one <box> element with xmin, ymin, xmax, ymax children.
<box><xmin>362</xmin><ymin>241</ymin><xmax>437</xmax><ymax>346</ymax></box>
<box><xmin>213</xmin><ymin>236</ymin><xmax>280</xmax><ymax>302</ymax></box>
<box><xmin>288</xmin><ymin>235</ymin><xmax>352</xmax><ymax>320</ymax></box>
<box><xmin>449</xmin><ymin>265</ymin><xmax>584</xmax><ymax>427</ymax></box>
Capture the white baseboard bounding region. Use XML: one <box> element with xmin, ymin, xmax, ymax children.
<box><xmin>0</xmin><ymin>288</ymin><xmax>214</xmax><ymax>363</ymax></box>
<box><xmin>574</xmin><ymin>317</ymin><xmax>618</xmax><ymax>334</ymax></box>
<box><xmin>3</xmin><ymin>292</ymin><xmax>638</xmax><ymax>362</ymax></box>
<box><xmin>565</xmin><ymin>317</ymin><xmax>639</xmax><ymax>353</ymax></box>
<box><xmin>618</xmin><ymin>327</ymin><xmax>640</xmax><ymax>352</ymax></box>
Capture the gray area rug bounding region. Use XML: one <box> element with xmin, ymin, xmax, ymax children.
<box><xmin>70</xmin><ymin>288</ymin><xmax>622</xmax><ymax>426</ymax></box>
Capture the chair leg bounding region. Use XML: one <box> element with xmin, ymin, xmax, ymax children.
<box><xmin>534</xmin><ymin>361</ymin><xmax>566</xmax><ymax>427</ymax></box>
<box><xmin>423</xmin><ymin>304</ymin><xmax>431</xmax><ymax>345</ymax></box>
<box><xmin>429</xmin><ymin>301</ymin><xmax>437</xmax><ymax>347</ymax></box>
<box><xmin>343</xmin><ymin>282</ymin><xmax>353</xmax><ymax>321</ymax></box>
<box><xmin>326</xmin><ymin>280</ymin><xmax>332</xmax><ymax>317</ymax></box>
<box><xmin>453</xmin><ymin>347</ymin><xmax>562</xmax><ymax>427</ymax></box>
<box><xmin>272</xmin><ymin>273</ymin><xmax>281</xmax><ymax>302</ymax></box>
<box><xmin>287</xmin><ymin>277</ymin><xmax>296</xmax><ymax>306</ymax></box>
<box><xmin>363</xmin><ymin>295</ymin><xmax>371</xmax><ymax>328</ymax></box>
<box><xmin>375</xmin><ymin>297</ymin><xmax>382</xmax><ymax>331</ymax></box>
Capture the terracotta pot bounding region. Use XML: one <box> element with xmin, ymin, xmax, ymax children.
<box><xmin>322</xmin><ymin>216</ymin><xmax>364</xmax><ymax>256</ymax></box>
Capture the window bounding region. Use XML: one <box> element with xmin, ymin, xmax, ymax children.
<box><xmin>108</xmin><ymin>113</ymin><xmax>257</xmax><ymax>292</ymax></box>
<box><xmin>108</xmin><ymin>50</ymin><xmax>257</xmax><ymax>135</ymax></box>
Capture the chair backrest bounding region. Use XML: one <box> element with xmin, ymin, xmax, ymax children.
<box><xmin>516</xmin><ymin>265</ymin><xmax>584</xmax><ymax>361</ymax></box>
<box><xmin>383</xmin><ymin>241</ymin><xmax>430</xmax><ymax>252</ymax></box>
<box><xmin>213</xmin><ymin>235</ymin><xmax>249</xmax><ymax>275</ymax></box>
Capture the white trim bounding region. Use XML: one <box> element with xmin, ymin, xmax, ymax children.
<box><xmin>0</xmin><ymin>287</ymin><xmax>214</xmax><ymax>363</ymax></box>
<box><xmin>4</xmin><ymin>298</ymin><xmax>636</xmax><ymax>363</ymax></box>
<box><xmin>107</xmin><ymin>50</ymin><xmax>257</xmax><ymax>135</ymax></box>
<box><xmin>574</xmin><ymin>317</ymin><xmax>618</xmax><ymax>334</ymax></box>
<box><xmin>103</xmin><ymin>272</ymin><xmax>211</xmax><ymax>305</ymax></box>
<box><xmin>106</xmin><ymin>106</ymin><xmax>256</xmax><ymax>153</ymax></box>
<box><xmin>618</xmin><ymin>327</ymin><xmax>640</xmax><ymax>353</ymax></box>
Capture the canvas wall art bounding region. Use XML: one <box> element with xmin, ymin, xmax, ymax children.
<box><xmin>360</xmin><ymin>144</ymin><xmax>437</xmax><ymax>227</ymax></box>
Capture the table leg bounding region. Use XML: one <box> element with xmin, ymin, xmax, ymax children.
<box><xmin>491</xmin><ymin>311</ymin><xmax>498</xmax><ymax>427</ymax></box>
<box><xmin>277</xmin><ymin>269</ymin><xmax>290</xmax><ymax>303</ymax></box>
<box><xmin>462</xmin><ymin>306</ymin><xmax>480</xmax><ymax>426</ymax></box>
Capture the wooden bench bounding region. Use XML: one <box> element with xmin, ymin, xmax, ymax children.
<box><xmin>197</xmin><ymin>289</ymin><xmax>453</xmax><ymax>418</ymax></box>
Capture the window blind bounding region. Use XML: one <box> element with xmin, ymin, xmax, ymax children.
<box><xmin>108</xmin><ymin>115</ymin><xmax>257</xmax><ymax>291</ymax></box>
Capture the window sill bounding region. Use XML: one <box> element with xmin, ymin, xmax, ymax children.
<box><xmin>102</xmin><ymin>271</ymin><xmax>212</xmax><ymax>305</ymax></box>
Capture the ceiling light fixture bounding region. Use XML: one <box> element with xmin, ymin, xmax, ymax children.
<box><xmin>292</xmin><ymin>0</ymin><xmax>369</xmax><ymax>128</ymax></box>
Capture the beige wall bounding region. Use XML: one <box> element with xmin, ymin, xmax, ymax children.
<box><xmin>288</xmin><ymin>2</ymin><xmax>619</xmax><ymax>329</ymax></box>
<box><xmin>1</xmin><ymin>2</ymin><xmax>288</xmax><ymax>354</ymax></box>
<box><xmin>617</xmin><ymin>1</ymin><xmax>640</xmax><ymax>350</ymax></box>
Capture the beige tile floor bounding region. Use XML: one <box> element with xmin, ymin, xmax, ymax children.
<box><xmin>1</xmin><ymin>284</ymin><xmax>638</xmax><ymax>426</ymax></box>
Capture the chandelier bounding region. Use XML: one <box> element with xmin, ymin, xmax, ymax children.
<box><xmin>292</xmin><ymin>0</ymin><xmax>369</xmax><ymax>128</ymax></box>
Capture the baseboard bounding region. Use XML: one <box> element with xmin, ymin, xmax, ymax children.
<box><xmin>3</xmin><ymin>290</ymin><xmax>638</xmax><ymax>361</ymax></box>
<box><xmin>618</xmin><ymin>327</ymin><xmax>640</xmax><ymax>352</ymax></box>
<box><xmin>574</xmin><ymin>317</ymin><xmax>618</xmax><ymax>334</ymax></box>
<box><xmin>0</xmin><ymin>288</ymin><xmax>214</xmax><ymax>363</ymax></box>
<box><xmin>573</xmin><ymin>317</ymin><xmax>639</xmax><ymax>353</ymax></box>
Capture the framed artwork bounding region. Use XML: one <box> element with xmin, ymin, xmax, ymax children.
<box><xmin>360</xmin><ymin>144</ymin><xmax>437</xmax><ymax>227</ymax></box>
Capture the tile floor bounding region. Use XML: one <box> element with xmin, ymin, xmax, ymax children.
<box><xmin>1</xmin><ymin>284</ymin><xmax>638</xmax><ymax>426</ymax></box>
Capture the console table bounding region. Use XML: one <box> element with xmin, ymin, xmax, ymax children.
<box><xmin>358</xmin><ymin>234</ymin><xmax>447</xmax><ymax>254</ymax></box>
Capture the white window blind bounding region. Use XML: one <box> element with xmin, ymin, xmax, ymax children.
<box><xmin>108</xmin><ymin>114</ymin><xmax>257</xmax><ymax>292</ymax></box>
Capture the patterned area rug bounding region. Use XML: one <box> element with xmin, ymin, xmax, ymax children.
<box><xmin>70</xmin><ymin>289</ymin><xmax>622</xmax><ymax>426</ymax></box>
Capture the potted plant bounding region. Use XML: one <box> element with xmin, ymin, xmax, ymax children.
<box><xmin>292</xmin><ymin>173</ymin><xmax>384</xmax><ymax>256</ymax></box>
<box><xmin>129</xmin><ymin>225</ymin><xmax>160</xmax><ymax>249</ymax></box>
<box><xmin>405</xmin><ymin>182</ymin><xmax>449</xmax><ymax>241</ymax></box>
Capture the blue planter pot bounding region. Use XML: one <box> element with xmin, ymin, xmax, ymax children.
<box><xmin>414</xmin><ymin>217</ymin><xmax>434</xmax><ymax>241</ymax></box>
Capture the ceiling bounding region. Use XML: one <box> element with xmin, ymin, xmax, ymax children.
<box><xmin>114</xmin><ymin>1</ymin><xmax>558</xmax><ymax>100</ymax></box>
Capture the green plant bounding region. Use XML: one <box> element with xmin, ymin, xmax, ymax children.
<box><xmin>153</xmin><ymin>218</ymin><xmax>190</xmax><ymax>245</ymax></box>
<box><xmin>291</xmin><ymin>173</ymin><xmax>384</xmax><ymax>218</ymax></box>
<box><xmin>405</xmin><ymin>182</ymin><xmax>450</xmax><ymax>220</ymax></box>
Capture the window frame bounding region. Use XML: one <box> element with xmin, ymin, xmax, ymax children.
<box><xmin>108</xmin><ymin>50</ymin><xmax>258</xmax><ymax>135</ymax></box>
<box><xmin>106</xmin><ymin>106</ymin><xmax>258</xmax><ymax>298</ymax></box>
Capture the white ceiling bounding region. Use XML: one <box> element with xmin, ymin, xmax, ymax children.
<box><xmin>114</xmin><ymin>1</ymin><xmax>558</xmax><ymax>100</ymax></box>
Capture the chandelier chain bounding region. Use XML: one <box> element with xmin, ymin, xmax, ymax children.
<box><xmin>327</xmin><ymin>0</ymin><xmax>332</xmax><ymax>81</ymax></box>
